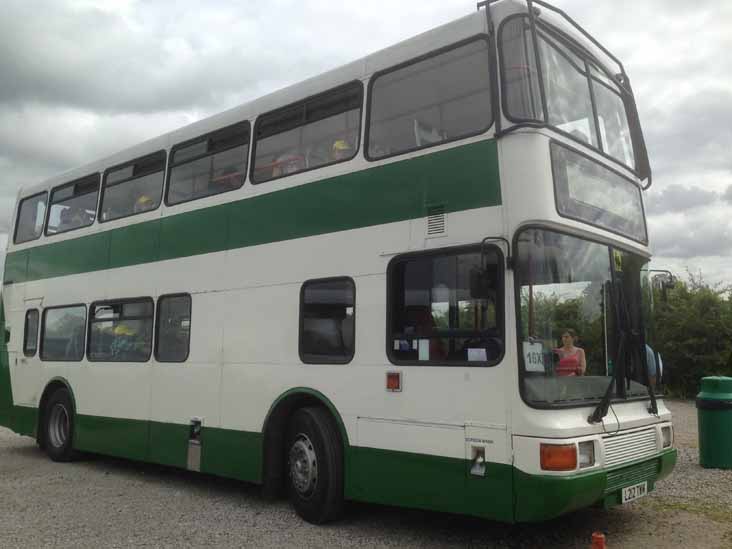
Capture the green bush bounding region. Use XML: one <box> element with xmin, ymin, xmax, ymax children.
<box><xmin>654</xmin><ymin>274</ymin><xmax>732</xmax><ymax>398</ymax></box>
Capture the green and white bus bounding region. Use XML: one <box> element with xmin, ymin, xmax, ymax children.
<box><xmin>0</xmin><ymin>0</ymin><xmax>675</xmax><ymax>524</ymax></box>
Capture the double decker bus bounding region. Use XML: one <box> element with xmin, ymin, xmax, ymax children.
<box><xmin>0</xmin><ymin>0</ymin><xmax>675</xmax><ymax>524</ymax></box>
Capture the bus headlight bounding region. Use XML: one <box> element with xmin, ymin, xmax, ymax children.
<box><xmin>661</xmin><ymin>426</ymin><xmax>673</xmax><ymax>448</ymax></box>
<box><xmin>578</xmin><ymin>441</ymin><xmax>595</xmax><ymax>469</ymax></box>
<box><xmin>540</xmin><ymin>443</ymin><xmax>577</xmax><ymax>471</ymax></box>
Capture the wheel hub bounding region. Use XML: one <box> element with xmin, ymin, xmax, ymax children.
<box><xmin>48</xmin><ymin>403</ymin><xmax>69</xmax><ymax>449</ymax></box>
<box><xmin>289</xmin><ymin>433</ymin><xmax>318</xmax><ymax>498</ymax></box>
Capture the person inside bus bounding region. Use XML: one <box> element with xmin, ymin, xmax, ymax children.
<box><xmin>410</xmin><ymin>306</ymin><xmax>447</xmax><ymax>361</ymax></box>
<box><xmin>554</xmin><ymin>329</ymin><xmax>586</xmax><ymax>376</ymax></box>
<box><xmin>57</xmin><ymin>208</ymin><xmax>74</xmax><ymax>232</ymax></box>
<box><xmin>646</xmin><ymin>343</ymin><xmax>660</xmax><ymax>387</ymax></box>
<box><xmin>272</xmin><ymin>149</ymin><xmax>303</xmax><ymax>178</ymax></box>
<box><xmin>330</xmin><ymin>139</ymin><xmax>353</xmax><ymax>162</ymax></box>
<box><xmin>133</xmin><ymin>193</ymin><xmax>154</xmax><ymax>214</ymax></box>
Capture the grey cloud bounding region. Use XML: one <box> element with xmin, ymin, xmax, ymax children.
<box><xmin>645</xmin><ymin>184</ymin><xmax>719</xmax><ymax>215</ymax></box>
<box><xmin>643</xmin><ymin>88</ymin><xmax>732</xmax><ymax>179</ymax></box>
<box><xmin>649</xmin><ymin>211</ymin><xmax>732</xmax><ymax>258</ymax></box>
<box><xmin>723</xmin><ymin>185</ymin><xmax>732</xmax><ymax>203</ymax></box>
<box><xmin>0</xmin><ymin>2</ymin><xmax>329</xmax><ymax>114</ymax></box>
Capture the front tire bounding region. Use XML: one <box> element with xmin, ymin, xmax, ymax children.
<box><xmin>43</xmin><ymin>388</ymin><xmax>77</xmax><ymax>462</ymax></box>
<box><xmin>286</xmin><ymin>407</ymin><xmax>344</xmax><ymax>524</ymax></box>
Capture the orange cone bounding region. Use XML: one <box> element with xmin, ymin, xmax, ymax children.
<box><xmin>591</xmin><ymin>532</ymin><xmax>606</xmax><ymax>549</ymax></box>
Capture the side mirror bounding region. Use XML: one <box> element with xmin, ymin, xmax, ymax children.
<box><xmin>651</xmin><ymin>272</ymin><xmax>676</xmax><ymax>302</ymax></box>
<box><xmin>4</xmin><ymin>328</ymin><xmax>10</xmax><ymax>344</ymax></box>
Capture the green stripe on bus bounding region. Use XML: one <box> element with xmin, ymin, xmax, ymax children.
<box><xmin>4</xmin><ymin>140</ymin><xmax>500</xmax><ymax>284</ymax></box>
<box><xmin>350</xmin><ymin>446</ymin><xmax>514</xmax><ymax>522</ymax></box>
<box><xmin>74</xmin><ymin>414</ymin><xmax>264</xmax><ymax>483</ymax></box>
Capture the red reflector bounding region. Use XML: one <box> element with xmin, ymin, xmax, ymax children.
<box><xmin>386</xmin><ymin>372</ymin><xmax>401</xmax><ymax>392</ymax></box>
<box><xmin>540</xmin><ymin>443</ymin><xmax>577</xmax><ymax>471</ymax></box>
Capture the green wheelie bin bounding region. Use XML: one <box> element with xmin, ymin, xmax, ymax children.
<box><xmin>696</xmin><ymin>376</ymin><xmax>732</xmax><ymax>469</ymax></box>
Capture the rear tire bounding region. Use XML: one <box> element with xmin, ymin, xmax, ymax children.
<box><xmin>43</xmin><ymin>388</ymin><xmax>77</xmax><ymax>462</ymax></box>
<box><xmin>286</xmin><ymin>407</ymin><xmax>344</xmax><ymax>524</ymax></box>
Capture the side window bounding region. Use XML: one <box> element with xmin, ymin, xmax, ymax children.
<box><xmin>167</xmin><ymin>121</ymin><xmax>249</xmax><ymax>206</ymax></box>
<box><xmin>300</xmin><ymin>278</ymin><xmax>355</xmax><ymax>364</ymax></box>
<box><xmin>368</xmin><ymin>39</ymin><xmax>493</xmax><ymax>160</ymax></box>
<box><xmin>252</xmin><ymin>82</ymin><xmax>362</xmax><ymax>183</ymax></box>
<box><xmin>14</xmin><ymin>192</ymin><xmax>47</xmax><ymax>244</ymax></box>
<box><xmin>101</xmin><ymin>151</ymin><xmax>166</xmax><ymax>222</ymax></box>
<box><xmin>387</xmin><ymin>246</ymin><xmax>503</xmax><ymax>365</ymax></box>
<box><xmin>40</xmin><ymin>305</ymin><xmax>87</xmax><ymax>361</ymax></box>
<box><xmin>88</xmin><ymin>299</ymin><xmax>154</xmax><ymax>362</ymax></box>
<box><xmin>155</xmin><ymin>294</ymin><xmax>192</xmax><ymax>362</ymax></box>
<box><xmin>46</xmin><ymin>174</ymin><xmax>99</xmax><ymax>236</ymax></box>
<box><xmin>499</xmin><ymin>16</ymin><xmax>543</xmax><ymax>122</ymax></box>
<box><xmin>23</xmin><ymin>309</ymin><xmax>39</xmax><ymax>357</ymax></box>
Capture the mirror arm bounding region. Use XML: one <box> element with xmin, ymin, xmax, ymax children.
<box><xmin>481</xmin><ymin>236</ymin><xmax>512</xmax><ymax>270</ymax></box>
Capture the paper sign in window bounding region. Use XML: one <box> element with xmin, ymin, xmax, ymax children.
<box><xmin>418</xmin><ymin>339</ymin><xmax>430</xmax><ymax>361</ymax></box>
<box><xmin>468</xmin><ymin>348</ymin><xmax>487</xmax><ymax>362</ymax></box>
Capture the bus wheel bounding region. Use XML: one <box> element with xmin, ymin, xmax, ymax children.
<box><xmin>43</xmin><ymin>388</ymin><xmax>77</xmax><ymax>462</ymax></box>
<box><xmin>286</xmin><ymin>407</ymin><xmax>343</xmax><ymax>524</ymax></box>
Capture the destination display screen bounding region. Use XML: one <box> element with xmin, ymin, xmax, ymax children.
<box><xmin>551</xmin><ymin>142</ymin><xmax>647</xmax><ymax>244</ymax></box>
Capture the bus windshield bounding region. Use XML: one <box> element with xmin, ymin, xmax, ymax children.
<box><xmin>500</xmin><ymin>16</ymin><xmax>636</xmax><ymax>171</ymax></box>
<box><xmin>517</xmin><ymin>228</ymin><xmax>650</xmax><ymax>406</ymax></box>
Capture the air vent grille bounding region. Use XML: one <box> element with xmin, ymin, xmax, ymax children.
<box><xmin>427</xmin><ymin>206</ymin><xmax>446</xmax><ymax>236</ymax></box>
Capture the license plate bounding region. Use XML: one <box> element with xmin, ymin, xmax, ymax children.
<box><xmin>621</xmin><ymin>481</ymin><xmax>648</xmax><ymax>503</ymax></box>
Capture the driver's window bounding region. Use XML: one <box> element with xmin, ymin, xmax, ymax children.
<box><xmin>388</xmin><ymin>246</ymin><xmax>503</xmax><ymax>365</ymax></box>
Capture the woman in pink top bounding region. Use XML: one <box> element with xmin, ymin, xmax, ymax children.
<box><xmin>554</xmin><ymin>329</ymin><xmax>586</xmax><ymax>376</ymax></box>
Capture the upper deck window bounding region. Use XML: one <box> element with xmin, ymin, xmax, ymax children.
<box><xmin>46</xmin><ymin>174</ymin><xmax>99</xmax><ymax>236</ymax></box>
<box><xmin>252</xmin><ymin>82</ymin><xmax>362</xmax><ymax>183</ymax></box>
<box><xmin>101</xmin><ymin>151</ymin><xmax>166</xmax><ymax>222</ymax></box>
<box><xmin>13</xmin><ymin>192</ymin><xmax>47</xmax><ymax>244</ymax></box>
<box><xmin>539</xmin><ymin>33</ymin><xmax>598</xmax><ymax>148</ymax></box>
<box><xmin>500</xmin><ymin>17</ymin><xmax>636</xmax><ymax>170</ymax></box>
<box><xmin>367</xmin><ymin>39</ymin><xmax>493</xmax><ymax>161</ymax></box>
<box><xmin>167</xmin><ymin>121</ymin><xmax>249</xmax><ymax>205</ymax></box>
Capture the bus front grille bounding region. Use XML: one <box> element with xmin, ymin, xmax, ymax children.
<box><xmin>603</xmin><ymin>427</ymin><xmax>657</xmax><ymax>468</ymax></box>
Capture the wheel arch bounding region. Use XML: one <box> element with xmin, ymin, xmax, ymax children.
<box><xmin>260</xmin><ymin>387</ymin><xmax>350</xmax><ymax>498</ymax></box>
<box><xmin>36</xmin><ymin>377</ymin><xmax>77</xmax><ymax>445</ymax></box>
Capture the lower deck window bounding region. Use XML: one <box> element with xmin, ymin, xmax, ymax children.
<box><xmin>88</xmin><ymin>299</ymin><xmax>153</xmax><ymax>362</ymax></box>
<box><xmin>41</xmin><ymin>305</ymin><xmax>87</xmax><ymax>361</ymax></box>
<box><xmin>388</xmin><ymin>246</ymin><xmax>503</xmax><ymax>365</ymax></box>
<box><xmin>156</xmin><ymin>294</ymin><xmax>192</xmax><ymax>362</ymax></box>
<box><xmin>24</xmin><ymin>309</ymin><xmax>39</xmax><ymax>357</ymax></box>
<box><xmin>300</xmin><ymin>278</ymin><xmax>355</xmax><ymax>364</ymax></box>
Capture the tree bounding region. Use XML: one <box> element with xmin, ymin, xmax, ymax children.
<box><xmin>653</xmin><ymin>273</ymin><xmax>732</xmax><ymax>398</ymax></box>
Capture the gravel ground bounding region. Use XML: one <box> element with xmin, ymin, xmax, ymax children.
<box><xmin>1</xmin><ymin>400</ymin><xmax>731</xmax><ymax>549</ymax></box>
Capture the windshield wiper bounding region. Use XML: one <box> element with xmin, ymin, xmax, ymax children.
<box><xmin>588</xmin><ymin>330</ymin><xmax>623</xmax><ymax>424</ymax></box>
<box><xmin>588</xmin><ymin>276</ymin><xmax>658</xmax><ymax>424</ymax></box>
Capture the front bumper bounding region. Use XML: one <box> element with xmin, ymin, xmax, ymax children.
<box><xmin>513</xmin><ymin>448</ymin><xmax>677</xmax><ymax>522</ymax></box>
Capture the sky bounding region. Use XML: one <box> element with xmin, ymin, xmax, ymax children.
<box><xmin>1</xmin><ymin>0</ymin><xmax>731</xmax><ymax>284</ymax></box>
